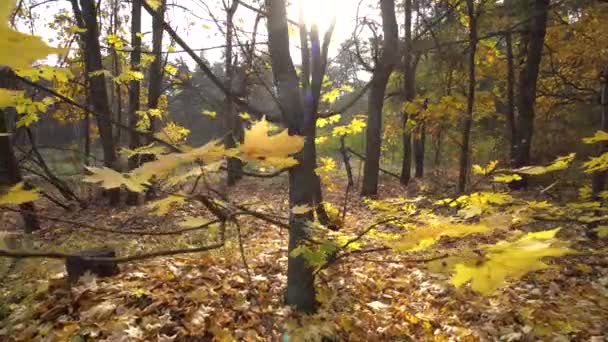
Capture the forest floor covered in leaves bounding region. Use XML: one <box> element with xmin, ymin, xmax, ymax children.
<box><xmin>1</xmin><ymin>176</ymin><xmax>608</xmax><ymax>341</ymax></box>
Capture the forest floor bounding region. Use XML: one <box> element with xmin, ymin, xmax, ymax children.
<box><xmin>1</xmin><ymin>175</ymin><xmax>608</xmax><ymax>341</ymax></box>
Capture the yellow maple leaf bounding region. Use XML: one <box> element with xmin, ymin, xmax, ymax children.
<box><xmin>147</xmin><ymin>195</ymin><xmax>185</xmax><ymax>216</ymax></box>
<box><xmin>0</xmin><ymin>1</ymin><xmax>64</xmax><ymax>69</ymax></box>
<box><xmin>451</xmin><ymin>228</ymin><xmax>572</xmax><ymax>294</ymax></box>
<box><xmin>292</xmin><ymin>204</ymin><xmax>313</xmax><ymax>215</ymax></box>
<box><xmin>239</xmin><ymin>117</ymin><xmax>304</xmax><ymax>166</ymax></box>
<box><xmin>83</xmin><ymin>166</ymin><xmax>145</xmax><ymax>192</ymax></box>
<box><xmin>0</xmin><ymin>182</ymin><xmax>39</xmax><ymax>205</ymax></box>
<box><xmin>179</xmin><ymin>216</ymin><xmax>211</xmax><ymax>228</ymax></box>
<box><xmin>202</xmin><ymin>110</ymin><xmax>217</xmax><ymax>119</ymax></box>
<box><xmin>0</xmin><ymin>88</ymin><xmax>24</xmax><ymax>108</ymax></box>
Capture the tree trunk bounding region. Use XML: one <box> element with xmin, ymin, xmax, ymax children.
<box><xmin>361</xmin><ymin>0</ymin><xmax>399</xmax><ymax>196</ymax></box>
<box><xmin>267</xmin><ymin>0</ymin><xmax>316</xmax><ymax>313</ymax></box>
<box><xmin>505</xmin><ymin>30</ymin><xmax>517</xmax><ymax>164</ymax></box>
<box><xmin>592</xmin><ymin>65</ymin><xmax>608</xmax><ymax>197</ymax></box>
<box><xmin>126</xmin><ymin>0</ymin><xmax>142</xmax><ymax>206</ymax></box>
<box><xmin>510</xmin><ymin>0</ymin><xmax>550</xmax><ymax>190</ymax></box>
<box><xmin>223</xmin><ymin>0</ymin><xmax>243</xmax><ymax>187</ymax></box>
<box><xmin>0</xmin><ymin>69</ymin><xmax>40</xmax><ymax>233</ymax></box>
<box><xmin>457</xmin><ymin>0</ymin><xmax>477</xmax><ymax>194</ymax></box>
<box><xmin>414</xmin><ymin>121</ymin><xmax>425</xmax><ymax>178</ymax></box>
<box><xmin>400</xmin><ymin>0</ymin><xmax>414</xmax><ymax>185</ymax></box>
<box><xmin>74</xmin><ymin>0</ymin><xmax>120</xmax><ymax>205</ymax></box>
<box><xmin>148</xmin><ymin>0</ymin><xmax>165</xmax><ymax>136</ymax></box>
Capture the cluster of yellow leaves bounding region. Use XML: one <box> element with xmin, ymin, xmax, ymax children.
<box><xmin>514</xmin><ymin>153</ymin><xmax>576</xmax><ymax>175</ymax></box>
<box><xmin>321</xmin><ymin>85</ymin><xmax>354</xmax><ymax>104</ymax></box>
<box><xmin>332</xmin><ymin>117</ymin><xmax>366</xmax><ymax>137</ymax></box>
<box><xmin>389</xmin><ymin>213</ymin><xmax>511</xmax><ymax>252</ymax></box>
<box><xmin>436</xmin><ymin>191</ymin><xmax>513</xmax><ymax>219</ymax></box>
<box><xmin>316</xmin><ymin>157</ymin><xmax>337</xmax><ymax>191</ymax></box>
<box><xmin>472</xmin><ymin>160</ymin><xmax>498</xmax><ymax>176</ymax></box>
<box><xmin>84</xmin><ymin>119</ymin><xmax>305</xmax><ymax>203</ymax></box>
<box><xmin>448</xmin><ymin>229</ymin><xmax>572</xmax><ymax>294</ymax></box>
<box><xmin>0</xmin><ymin>183</ymin><xmax>40</xmax><ymax>205</ymax></box>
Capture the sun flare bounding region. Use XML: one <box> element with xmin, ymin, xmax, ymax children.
<box><xmin>295</xmin><ymin>0</ymin><xmax>339</xmax><ymax>34</ymax></box>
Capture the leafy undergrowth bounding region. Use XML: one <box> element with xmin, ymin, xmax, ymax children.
<box><xmin>1</xmin><ymin>177</ymin><xmax>608</xmax><ymax>341</ymax></box>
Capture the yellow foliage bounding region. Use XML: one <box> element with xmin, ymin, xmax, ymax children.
<box><xmin>583</xmin><ymin>130</ymin><xmax>608</xmax><ymax>144</ymax></box>
<box><xmin>472</xmin><ymin>160</ymin><xmax>498</xmax><ymax>175</ymax></box>
<box><xmin>0</xmin><ymin>182</ymin><xmax>39</xmax><ymax>205</ymax></box>
<box><xmin>238</xmin><ymin>117</ymin><xmax>304</xmax><ymax>168</ymax></box>
<box><xmin>83</xmin><ymin>167</ymin><xmax>145</xmax><ymax>193</ymax></box>
<box><xmin>0</xmin><ymin>88</ymin><xmax>23</xmax><ymax>108</ymax></box>
<box><xmin>292</xmin><ymin>204</ymin><xmax>314</xmax><ymax>215</ymax></box>
<box><xmin>201</xmin><ymin>110</ymin><xmax>217</xmax><ymax>119</ymax></box>
<box><xmin>147</xmin><ymin>195</ymin><xmax>185</xmax><ymax>216</ymax></box>
<box><xmin>451</xmin><ymin>228</ymin><xmax>572</xmax><ymax>294</ymax></box>
<box><xmin>0</xmin><ymin>1</ymin><xmax>64</xmax><ymax>69</ymax></box>
<box><xmin>515</xmin><ymin>153</ymin><xmax>576</xmax><ymax>175</ymax></box>
<box><xmin>390</xmin><ymin>218</ymin><xmax>493</xmax><ymax>252</ymax></box>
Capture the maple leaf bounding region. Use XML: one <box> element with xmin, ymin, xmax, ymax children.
<box><xmin>239</xmin><ymin>117</ymin><xmax>304</xmax><ymax>166</ymax></box>
<box><xmin>0</xmin><ymin>1</ymin><xmax>64</xmax><ymax>69</ymax></box>
<box><xmin>147</xmin><ymin>195</ymin><xmax>186</xmax><ymax>216</ymax></box>
<box><xmin>201</xmin><ymin>110</ymin><xmax>217</xmax><ymax>119</ymax></box>
<box><xmin>0</xmin><ymin>88</ymin><xmax>24</xmax><ymax>107</ymax></box>
<box><xmin>178</xmin><ymin>216</ymin><xmax>211</xmax><ymax>228</ymax></box>
<box><xmin>451</xmin><ymin>228</ymin><xmax>572</xmax><ymax>294</ymax></box>
<box><xmin>83</xmin><ymin>166</ymin><xmax>145</xmax><ymax>192</ymax></box>
<box><xmin>291</xmin><ymin>204</ymin><xmax>313</xmax><ymax>214</ymax></box>
<box><xmin>0</xmin><ymin>182</ymin><xmax>39</xmax><ymax>205</ymax></box>
<box><xmin>515</xmin><ymin>153</ymin><xmax>576</xmax><ymax>175</ymax></box>
<box><xmin>583</xmin><ymin>130</ymin><xmax>608</xmax><ymax>144</ymax></box>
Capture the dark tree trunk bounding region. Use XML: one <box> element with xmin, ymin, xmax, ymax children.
<box><xmin>414</xmin><ymin>122</ymin><xmax>425</xmax><ymax>178</ymax></box>
<box><xmin>505</xmin><ymin>30</ymin><xmax>517</xmax><ymax>164</ymax></box>
<box><xmin>74</xmin><ymin>0</ymin><xmax>120</xmax><ymax>205</ymax></box>
<box><xmin>361</xmin><ymin>0</ymin><xmax>399</xmax><ymax>196</ymax></box>
<box><xmin>126</xmin><ymin>0</ymin><xmax>142</xmax><ymax>206</ymax></box>
<box><xmin>147</xmin><ymin>0</ymin><xmax>165</xmax><ymax>136</ymax></box>
<box><xmin>267</xmin><ymin>0</ymin><xmax>316</xmax><ymax>313</ymax></box>
<box><xmin>510</xmin><ymin>0</ymin><xmax>550</xmax><ymax>190</ymax></box>
<box><xmin>400</xmin><ymin>0</ymin><xmax>414</xmax><ymax>185</ymax></box>
<box><xmin>592</xmin><ymin>66</ymin><xmax>608</xmax><ymax>197</ymax></box>
<box><xmin>0</xmin><ymin>69</ymin><xmax>40</xmax><ymax>233</ymax></box>
<box><xmin>458</xmin><ymin>0</ymin><xmax>477</xmax><ymax>193</ymax></box>
<box><xmin>223</xmin><ymin>0</ymin><xmax>243</xmax><ymax>187</ymax></box>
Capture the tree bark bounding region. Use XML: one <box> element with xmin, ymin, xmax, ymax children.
<box><xmin>510</xmin><ymin>0</ymin><xmax>550</xmax><ymax>190</ymax></box>
<box><xmin>400</xmin><ymin>0</ymin><xmax>414</xmax><ymax>185</ymax></box>
<box><xmin>74</xmin><ymin>0</ymin><xmax>120</xmax><ymax>205</ymax></box>
<box><xmin>223</xmin><ymin>0</ymin><xmax>243</xmax><ymax>187</ymax></box>
<box><xmin>592</xmin><ymin>65</ymin><xmax>608</xmax><ymax>197</ymax></box>
<box><xmin>361</xmin><ymin>0</ymin><xmax>399</xmax><ymax>196</ymax></box>
<box><xmin>414</xmin><ymin>121</ymin><xmax>425</xmax><ymax>178</ymax></box>
<box><xmin>147</xmin><ymin>0</ymin><xmax>165</xmax><ymax>136</ymax></box>
<box><xmin>457</xmin><ymin>0</ymin><xmax>477</xmax><ymax>193</ymax></box>
<box><xmin>126</xmin><ymin>0</ymin><xmax>142</xmax><ymax>206</ymax></box>
<box><xmin>267</xmin><ymin>0</ymin><xmax>316</xmax><ymax>313</ymax></box>
<box><xmin>0</xmin><ymin>69</ymin><xmax>40</xmax><ymax>233</ymax></box>
<box><xmin>505</xmin><ymin>30</ymin><xmax>517</xmax><ymax>164</ymax></box>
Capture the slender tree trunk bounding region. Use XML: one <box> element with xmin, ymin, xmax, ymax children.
<box><xmin>400</xmin><ymin>0</ymin><xmax>414</xmax><ymax>185</ymax></box>
<box><xmin>505</xmin><ymin>30</ymin><xmax>517</xmax><ymax>164</ymax></box>
<box><xmin>458</xmin><ymin>0</ymin><xmax>477</xmax><ymax>193</ymax></box>
<box><xmin>267</xmin><ymin>0</ymin><xmax>316</xmax><ymax>313</ymax></box>
<box><xmin>126</xmin><ymin>0</ymin><xmax>142</xmax><ymax>206</ymax></box>
<box><xmin>511</xmin><ymin>0</ymin><xmax>550</xmax><ymax>189</ymax></box>
<box><xmin>0</xmin><ymin>69</ymin><xmax>40</xmax><ymax>233</ymax></box>
<box><xmin>147</xmin><ymin>0</ymin><xmax>165</xmax><ymax>136</ymax></box>
<box><xmin>361</xmin><ymin>0</ymin><xmax>399</xmax><ymax>196</ymax></box>
<box><xmin>223</xmin><ymin>0</ymin><xmax>243</xmax><ymax>187</ymax></box>
<box><xmin>592</xmin><ymin>65</ymin><xmax>608</xmax><ymax>197</ymax></box>
<box><xmin>74</xmin><ymin>0</ymin><xmax>120</xmax><ymax>205</ymax></box>
<box><xmin>414</xmin><ymin>121</ymin><xmax>425</xmax><ymax>178</ymax></box>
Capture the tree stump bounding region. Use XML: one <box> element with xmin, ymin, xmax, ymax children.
<box><xmin>65</xmin><ymin>248</ymin><xmax>119</xmax><ymax>284</ymax></box>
